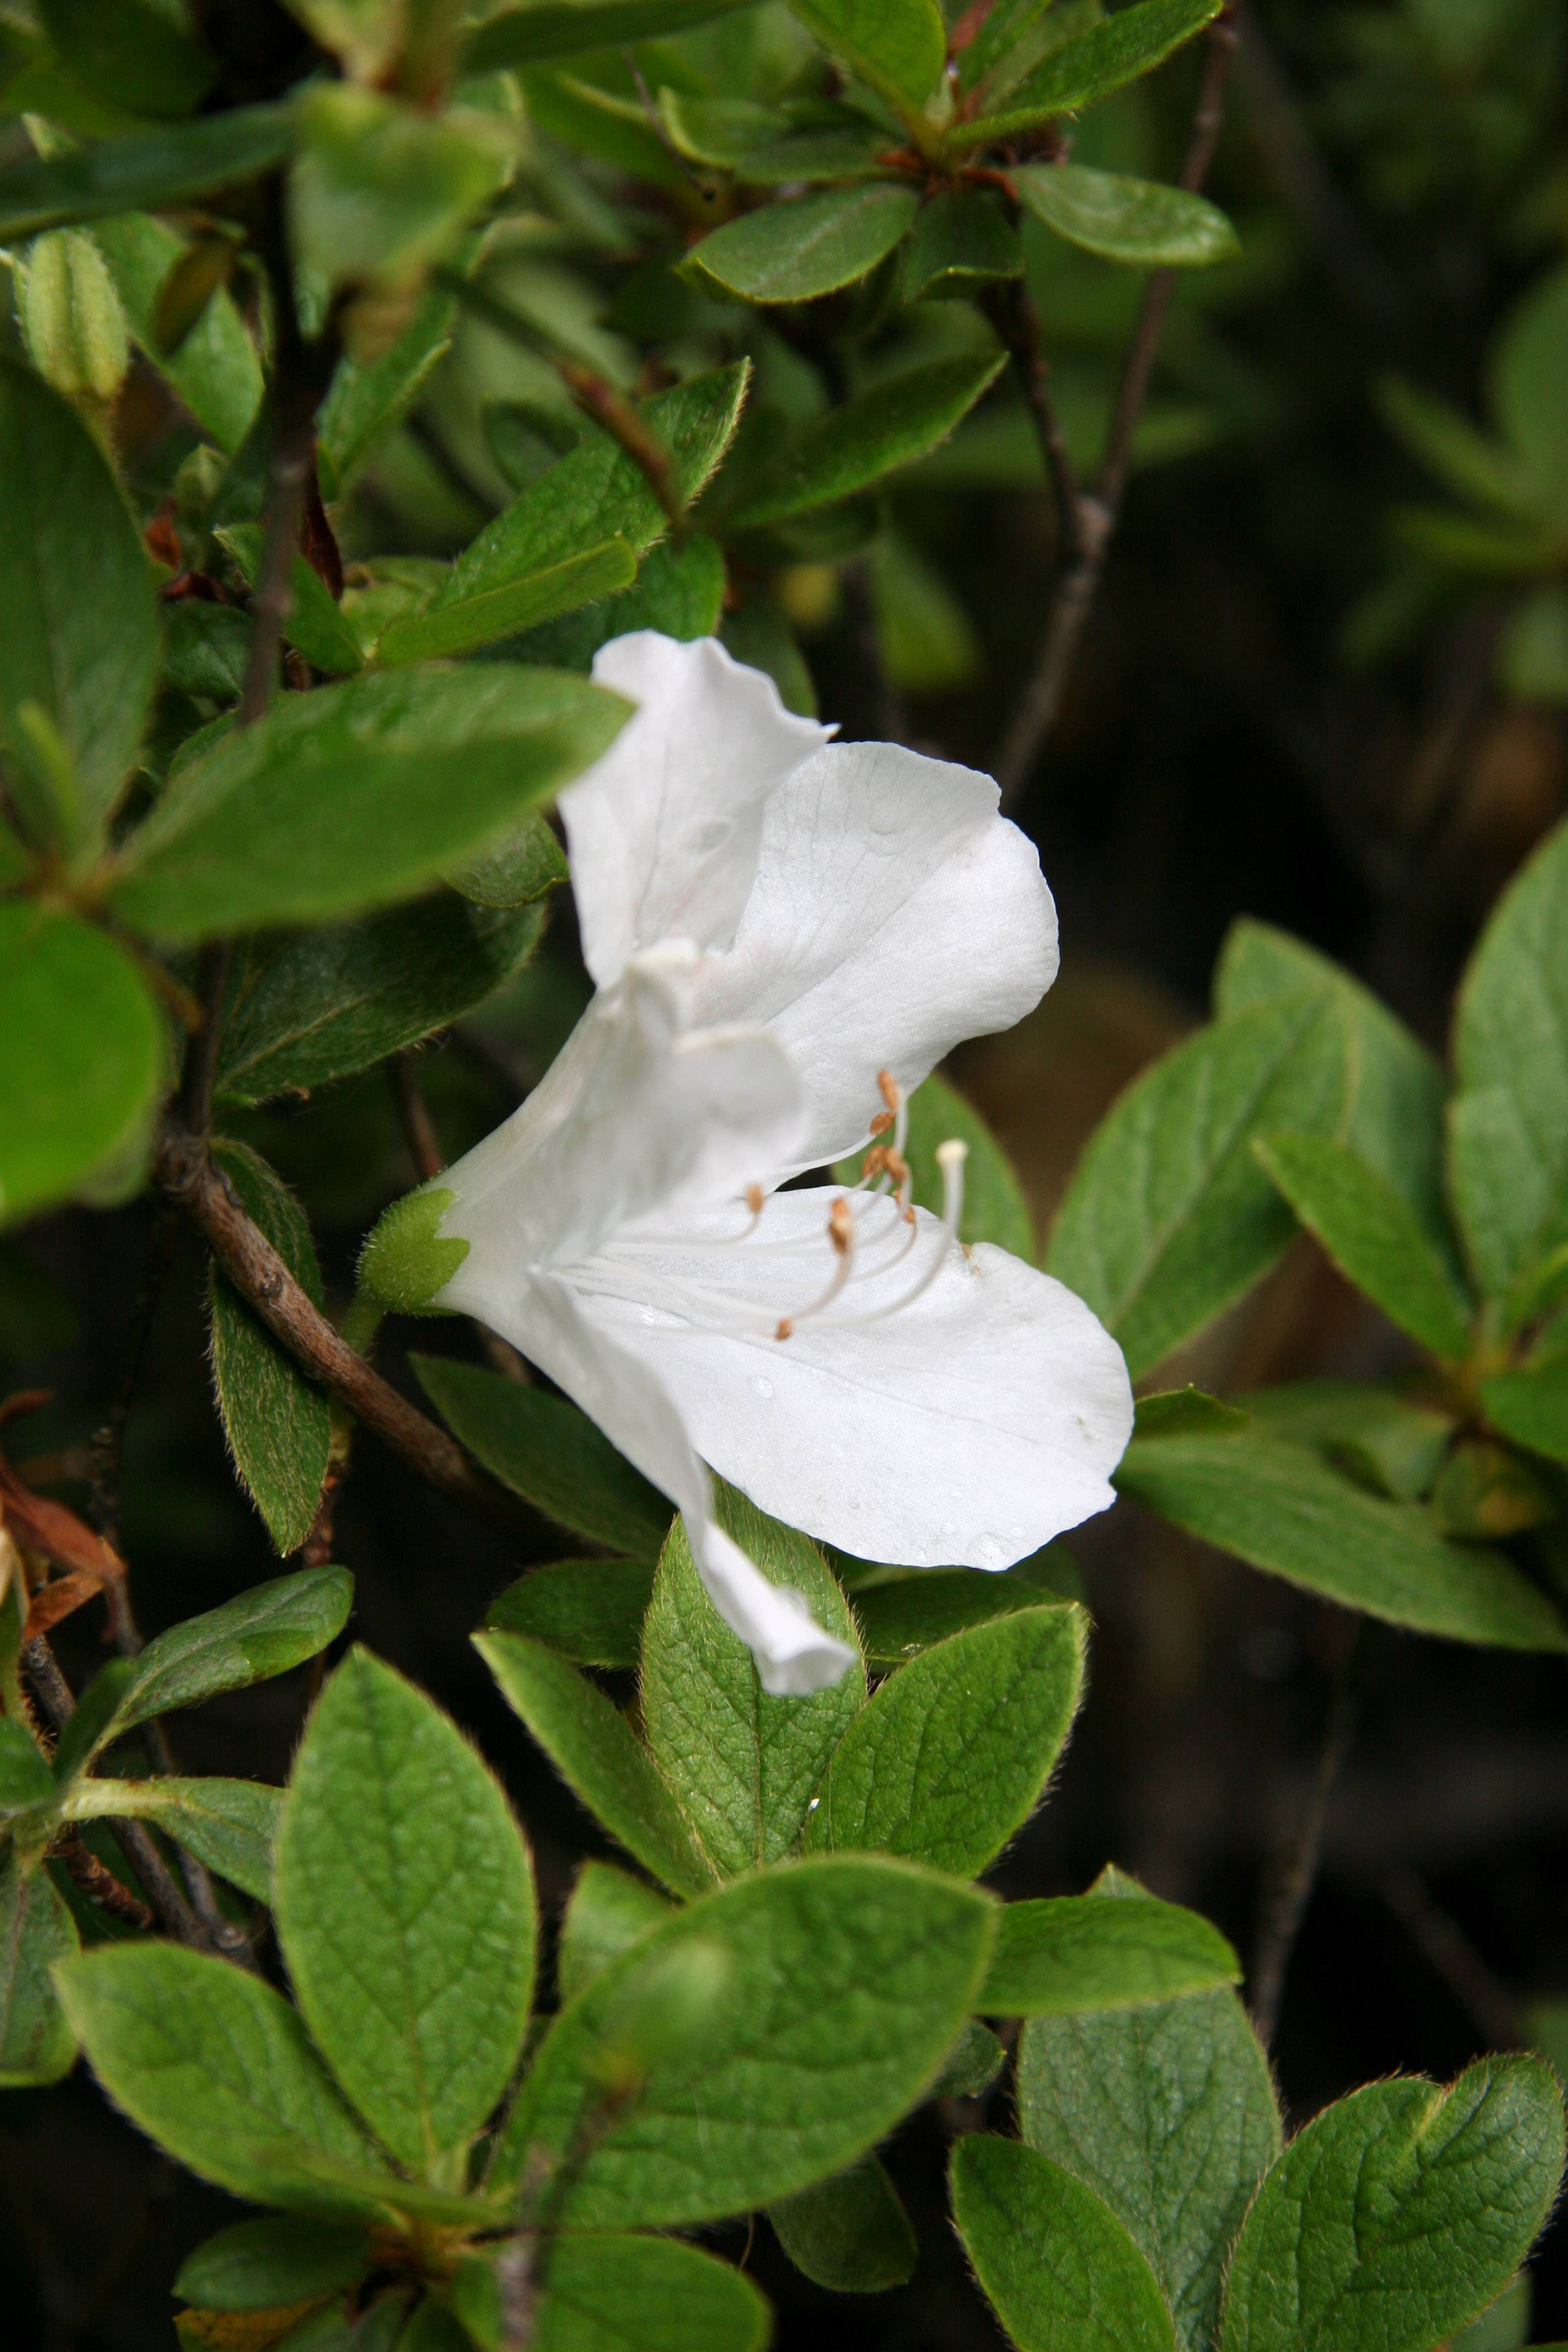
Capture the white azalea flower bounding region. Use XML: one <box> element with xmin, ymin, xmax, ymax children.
<box><xmin>404</xmin><ymin>632</ymin><xmax>1133</xmax><ymax>1694</ymax></box>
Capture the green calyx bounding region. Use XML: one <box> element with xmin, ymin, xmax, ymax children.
<box><xmin>358</xmin><ymin>1185</ymin><xmax>468</xmax><ymax>1314</ymax></box>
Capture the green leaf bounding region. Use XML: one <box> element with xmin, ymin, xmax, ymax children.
<box><xmin>1015</xmin><ymin>164</ymin><xmax>1237</xmax><ymax>266</ymax></box>
<box><xmin>1240</xmin><ymin>1379</ymin><xmax>1454</xmax><ymax>1501</ymax></box>
<box><xmin>1449</xmin><ymin>818</ymin><xmax>1568</xmax><ymax>1310</ymax></box>
<box><xmin>1491</xmin><ymin>261</ymin><xmax>1568</xmax><ymax>519</ymax></box>
<box><xmin>1501</xmin><ymin>585</ymin><xmax>1568</xmax><ymax>705</ymax></box>
<box><xmin>1214</xmin><ymin>918</ymin><xmax>1455</xmax><ymax>1256</ymax></box>
<box><xmin>959</xmin><ymin>0</ymin><xmax>1104</xmax><ymax>100</ymax></box>
<box><xmin>0</xmin><ymin>904</ymin><xmax>162</xmax><ymax>1229</ymax></box>
<box><xmin>174</xmin><ymin>2217</ymin><xmax>371</xmax><ymax>2314</ymax></box>
<box><xmin>1253</xmin><ymin>1132</ymin><xmax>1473</xmax><ymax>1359</ymax></box>
<box><xmin>898</xmin><ymin>190</ymin><xmax>1022</xmax><ymax>302</ymax></box>
<box><xmin>162</xmin><ymin>599</ymin><xmax>250</xmax><ymax>702</ymax></box>
<box><xmin>217</xmin><ymin>526</ymin><xmax>364</xmax><ymax>678</ymax></box>
<box><xmin>1019</xmin><ymin>1890</ymin><xmax>1280</xmax><ymax>2352</ymax></box>
<box><xmin>488</xmin><ymin>1558</ymin><xmax>657</xmax><ymax>1670</ymax></box>
<box><xmin>1220</xmin><ymin>2056</ymin><xmax>1567</xmax><ymax>2352</ymax></box>
<box><xmin>513</xmin><ymin>532</ymin><xmax>726</xmax><ymax>675</ymax></box>
<box><xmin>445</xmin><ymin>363</ymin><xmax>748</xmax><ymax>606</ymax></box>
<box><xmin>557</xmin><ymin>1860</ymin><xmax>675</xmax><ymax>2005</ymax></box>
<box><xmin>981</xmin><ymin>1892</ymin><xmax>1239</xmax><ymax>2016</ymax></box>
<box><xmin>503</xmin><ymin>1855</ymin><xmax>994</xmax><ymax>2222</ymax></box>
<box><xmin>479</xmin><ymin>1630</ymin><xmax>711</xmax><ymax>1898</ymax></box>
<box><xmin>0</xmin><ymin>103</ymin><xmax>295</xmax><ymax>240</ymax></box>
<box><xmin>107</xmin><ymin>1564</ymin><xmax>352</xmax><ymax>1739</ymax></box>
<box><xmin>1135</xmin><ymin>1387</ymin><xmax>1249</xmax><ymax>1437</ymax></box>
<box><xmin>770</xmin><ymin>2156</ymin><xmax>918</xmax><ymax>2292</ymax></box>
<box><xmin>640</xmin><ymin>1491</ymin><xmax>864</xmax><ymax>1878</ymax></box>
<box><xmin>275</xmin><ymin>1648</ymin><xmax>536</xmax><ymax>2174</ymax></box>
<box><xmin>951</xmin><ymin>2135</ymin><xmax>1179</xmax><ymax>2352</ymax></box>
<box><xmin>55</xmin><ymin>1943</ymin><xmax>383</xmax><ymax>2210</ymax></box>
<box><xmin>71</xmin><ymin>1776</ymin><xmax>281</xmax><ymax>1903</ymax></box>
<box><xmin>0</xmin><ymin>360</ymin><xmax>158</xmax><ymax>832</ymax></box>
<box><xmin>415</xmin><ymin>1357</ymin><xmax>671</xmax><ymax>1552</ymax></box>
<box><xmin>375</xmin><ymin>540</ymin><xmax>637</xmax><ymax>666</ymax></box>
<box><xmin>37</xmin><ymin>0</ymin><xmax>213</xmax><ymax>119</ymax></box>
<box><xmin>0</xmin><ymin>1856</ymin><xmax>78</xmax><ymax>2087</ymax></box>
<box><xmin>50</xmin><ymin>1661</ymin><xmax>138</xmax><ymax>1790</ymax></box>
<box><xmin>92</xmin><ymin>213</ymin><xmax>260</xmax><ymax>453</ymax></box>
<box><xmin>105</xmin><ymin>665</ymin><xmax>628</xmax><ymax>944</ymax></box>
<box><xmin>726</xmin><ymin>354</ymin><xmax>1003</xmax><ymax>532</ymax></box>
<box><xmin>533</xmin><ymin>2233</ymin><xmax>770</xmax><ymax>2352</ymax></box>
<box><xmin>0</xmin><ymin>1719</ymin><xmax>54</xmax><ymax>1816</ymax></box>
<box><xmin>789</xmin><ymin>0</ymin><xmax>943</xmax><ymax>113</ymax></box>
<box><xmin>291</xmin><ymin>88</ymin><xmax>509</xmax><ymax>291</ymax></box>
<box><xmin>850</xmin><ymin>1550</ymin><xmax>1078</xmax><ymax>1664</ymax></box>
<box><xmin>1115</xmin><ymin>1427</ymin><xmax>1568</xmax><ymax>1649</ymax></box>
<box><xmin>1377</xmin><ymin>377</ymin><xmax>1536</xmax><ymax>522</ymax></box>
<box><xmin>951</xmin><ymin>0</ymin><xmax>1226</xmax><ymax>150</ymax></box>
<box><xmin>834</xmin><ymin>1068</ymin><xmax>1037</xmax><ymax>1260</ymax></box>
<box><xmin>316</xmin><ymin>286</ymin><xmax>456</xmax><ymax>502</ymax></box>
<box><xmin>1048</xmin><ymin>988</ymin><xmax>1353</xmax><ymax>1379</ymax></box>
<box><xmin>686</xmin><ymin>185</ymin><xmax>920</xmax><ymax>305</ymax></box>
<box><xmin>208</xmin><ymin>1144</ymin><xmax>331</xmax><ymax>1555</ymax></box>
<box><xmin>467</xmin><ymin>0</ymin><xmax>748</xmax><ymax>68</ymax></box>
<box><xmin>1483</xmin><ymin>1354</ymin><xmax>1568</xmax><ymax>1468</ymax></box>
<box><xmin>442</xmin><ymin>812</ymin><xmax>567</xmax><ymax>908</ymax></box>
<box><xmin>217</xmin><ymin>898</ymin><xmax>544</xmax><ymax>1106</ymax></box>
<box><xmin>803</xmin><ymin>1605</ymin><xmax>1084</xmax><ymax>1875</ymax></box>
<box><xmin>931</xmin><ymin>2014</ymin><xmax>1007</xmax><ymax>2099</ymax></box>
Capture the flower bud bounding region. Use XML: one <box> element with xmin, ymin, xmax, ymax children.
<box><xmin>19</xmin><ymin>230</ymin><xmax>130</xmax><ymax>407</ymax></box>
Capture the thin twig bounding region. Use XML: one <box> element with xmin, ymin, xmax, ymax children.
<box><xmin>997</xmin><ymin>11</ymin><xmax>1239</xmax><ymax>803</ymax></box>
<box><xmin>58</xmin><ymin>1832</ymin><xmax>154</xmax><ymax>1931</ymax></box>
<box><xmin>981</xmin><ymin>273</ymin><xmax>1082</xmax><ymax>554</ymax></box>
<box><xmin>1378</xmin><ymin>1866</ymin><xmax>1524</xmax><ymax>2051</ymax></box>
<box><xmin>156</xmin><ymin>1137</ymin><xmax>532</xmax><ymax>1530</ymax></box>
<box><xmin>1249</xmin><ymin>1618</ymin><xmax>1367</xmax><ymax>2049</ymax></box>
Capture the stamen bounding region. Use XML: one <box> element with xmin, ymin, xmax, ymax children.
<box><xmin>869</xmin><ymin>1110</ymin><xmax>894</xmax><ymax>1138</ymax></box>
<box><xmin>775</xmin><ymin>1317</ymin><xmax>793</xmax><ymax>1341</ymax></box>
<box><xmin>745</xmin><ymin>1184</ymin><xmax>764</xmax><ymax>1216</ymax></box>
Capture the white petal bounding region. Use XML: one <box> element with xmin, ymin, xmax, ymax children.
<box><xmin>571</xmin><ymin>1194</ymin><xmax>1133</xmax><ymax>1567</ymax></box>
<box><xmin>686</xmin><ymin>740</ymin><xmax>1059</xmax><ymax>1167</ymax></box>
<box><xmin>436</xmin><ymin>949</ymin><xmax>807</xmax><ymax>1290</ymax></box>
<box><xmin>468</xmin><ymin>1269</ymin><xmax>856</xmax><ymax>1697</ymax></box>
<box><xmin>564</xmin><ymin>632</ymin><xmax>832</xmax><ymax>990</ymax></box>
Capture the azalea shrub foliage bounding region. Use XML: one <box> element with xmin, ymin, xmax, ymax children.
<box><xmin>2</xmin><ymin>1</ymin><xmax>1568</xmax><ymax>2351</ymax></box>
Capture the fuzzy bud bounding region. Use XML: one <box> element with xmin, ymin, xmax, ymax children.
<box><xmin>358</xmin><ymin>1184</ymin><xmax>468</xmax><ymax>1314</ymax></box>
<box><xmin>19</xmin><ymin>230</ymin><xmax>130</xmax><ymax>407</ymax></box>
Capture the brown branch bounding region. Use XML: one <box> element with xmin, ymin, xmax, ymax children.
<box><xmin>1249</xmin><ymin>1618</ymin><xmax>1367</xmax><ymax>2049</ymax></box>
<box><xmin>981</xmin><ymin>274</ymin><xmax>1083</xmax><ymax>557</ymax></box>
<box><xmin>58</xmin><ymin>1832</ymin><xmax>154</xmax><ymax>1932</ymax></box>
<box><xmin>156</xmin><ymin>1135</ymin><xmax>530</xmax><ymax>1530</ymax></box>
<box><xmin>997</xmin><ymin>10</ymin><xmax>1239</xmax><ymax>804</ymax></box>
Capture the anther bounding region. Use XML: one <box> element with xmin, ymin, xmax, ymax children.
<box><xmin>877</xmin><ymin>1069</ymin><xmax>899</xmax><ymax>1114</ymax></box>
<box><xmin>775</xmin><ymin>1318</ymin><xmax>793</xmax><ymax>1342</ymax></box>
<box><xmin>745</xmin><ymin>1183</ymin><xmax>763</xmax><ymax>1215</ymax></box>
<box><xmin>828</xmin><ymin>1196</ymin><xmax>854</xmax><ymax>1256</ymax></box>
<box><xmin>870</xmin><ymin>1110</ymin><xmax>894</xmax><ymax>1138</ymax></box>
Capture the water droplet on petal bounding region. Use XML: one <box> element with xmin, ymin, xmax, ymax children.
<box><xmin>750</xmin><ymin>1375</ymin><xmax>774</xmax><ymax>1400</ymax></box>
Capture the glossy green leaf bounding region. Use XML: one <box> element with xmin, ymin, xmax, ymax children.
<box><xmin>687</xmin><ymin>185</ymin><xmax>919</xmax><ymax>305</ymax></box>
<box><xmin>275</xmin><ymin>1649</ymin><xmax>536</xmax><ymax>2173</ymax></box>
<box><xmin>316</xmin><ymin>285</ymin><xmax>456</xmax><ymax>501</ymax></box>
<box><xmin>1449</xmin><ymin>818</ymin><xmax>1568</xmax><ymax>1310</ymax></box>
<box><xmin>1254</xmin><ymin>1131</ymin><xmax>1473</xmax><ymax>1359</ymax></box>
<box><xmin>1049</xmin><ymin>987</ymin><xmax>1353</xmax><ymax>1379</ymax></box>
<box><xmin>467</xmin><ymin>0</ymin><xmax>748</xmax><ymax>68</ymax></box>
<box><xmin>0</xmin><ymin>360</ymin><xmax>158</xmax><ymax>830</ymax></box>
<box><xmin>534</xmin><ymin>2233</ymin><xmax>771</xmax><ymax>2352</ymax></box>
<box><xmin>375</xmin><ymin>539</ymin><xmax>636</xmax><ymax>665</ymax></box>
<box><xmin>92</xmin><ymin>213</ymin><xmax>260</xmax><ymax>453</ymax></box>
<box><xmin>0</xmin><ymin>1856</ymin><xmax>78</xmax><ymax>2087</ymax></box>
<box><xmin>1016</xmin><ymin>163</ymin><xmax>1237</xmax><ymax>266</ymax></box>
<box><xmin>415</xmin><ymin>1357</ymin><xmax>671</xmax><ymax>1553</ymax></box>
<box><xmin>0</xmin><ymin>103</ymin><xmax>295</xmax><ymax>240</ymax></box>
<box><xmin>787</xmin><ymin>0</ymin><xmax>945</xmax><ymax>115</ymax></box>
<box><xmin>106</xmin><ymin>1565</ymin><xmax>352</xmax><ymax>1739</ymax></box>
<box><xmin>1020</xmin><ymin>1883</ymin><xmax>1280</xmax><ymax>2352</ymax></box>
<box><xmin>952</xmin><ymin>0</ymin><xmax>1225</xmax><ymax>149</ymax></box>
<box><xmin>952</xmin><ymin>2135</ymin><xmax>1179</xmax><ymax>2352</ymax></box>
<box><xmin>1220</xmin><ymin>2057</ymin><xmax>1566</xmax><ymax>2352</ymax></box>
<box><xmin>217</xmin><ymin>898</ymin><xmax>544</xmax><ymax>1106</ymax></box>
<box><xmin>727</xmin><ymin>354</ymin><xmax>1003</xmax><ymax>532</ymax></box>
<box><xmin>488</xmin><ymin>1557</ymin><xmax>657</xmax><ymax>1670</ymax></box>
<box><xmin>208</xmin><ymin>1143</ymin><xmax>332</xmax><ymax>1555</ymax></box>
<box><xmin>71</xmin><ymin>1775</ymin><xmax>282</xmax><ymax>1902</ymax></box>
<box><xmin>770</xmin><ymin>2156</ymin><xmax>917</xmax><ymax>2292</ymax></box>
<box><xmin>981</xmin><ymin>1892</ymin><xmax>1239</xmax><ymax>2016</ymax></box>
<box><xmin>641</xmin><ymin>1492</ymin><xmax>864</xmax><ymax>1878</ymax></box>
<box><xmin>960</xmin><ymin>0</ymin><xmax>1110</xmax><ymax>102</ymax></box>
<box><xmin>0</xmin><ymin>904</ymin><xmax>162</xmax><ymax>1229</ymax></box>
<box><xmin>106</xmin><ymin>666</ymin><xmax>628</xmax><ymax>943</ymax></box>
<box><xmin>898</xmin><ymin>189</ymin><xmax>1022</xmax><ymax>302</ymax></box>
<box><xmin>1491</xmin><ymin>261</ymin><xmax>1568</xmax><ymax>518</ymax></box>
<box><xmin>174</xmin><ymin>2217</ymin><xmax>371</xmax><ymax>2314</ymax></box>
<box><xmin>56</xmin><ymin>1943</ymin><xmax>383</xmax><ymax>2210</ymax></box>
<box><xmin>479</xmin><ymin>1630</ymin><xmax>712</xmax><ymax>1898</ymax></box>
<box><xmin>1483</xmin><ymin>1354</ymin><xmax>1568</xmax><ymax>1467</ymax></box>
<box><xmin>1116</xmin><ymin>1428</ymin><xmax>1568</xmax><ymax>1649</ymax></box>
<box><xmin>504</xmin><ymin>1855</ymin><xmax>994</xmax><ymax>2222</ymax></box>
<box><xmin>444</xmin><ymin>364</ymin><xmax>748</xmax><ymax>606</ymax></box>
<box><xmin>556</xmin><ymin>1860</ymin><xmax>675</xmax><ymax>2005</ymax></box>
<box><xmin>803</xmin><ymin>1605</ymin><xmax>1084</xmax><ymax>1875</ymax></box>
